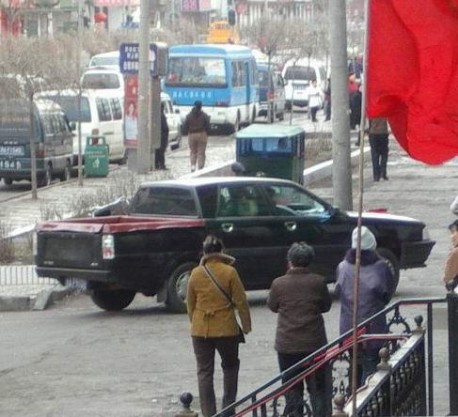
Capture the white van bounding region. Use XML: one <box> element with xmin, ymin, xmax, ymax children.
<box><xmin>161</xmin><ymin>92</ymin><xmax>182</xmax><ymax>150</ymax></box>
<box><xmin>88</xmin><ymin>51</ymin><xmax>120</xmax><ymax>70</ymax></box>
<box><xmin>36</xmin><ymin>89</ymin><xmax>125</xmax><ymax>164</ymax></box>
<box><xmin>81</xmin><ymin>67</ymin><xmax>124</xmax><ymax>95</ymax></box>
<box><xmin>281</xmin><ymin>58</ymin><xmax>328</xmax><ymax>109</ymax></box>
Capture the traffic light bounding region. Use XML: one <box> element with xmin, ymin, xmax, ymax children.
<box><xmin>228</xmin><ymin>9</ymin><xmax>236</xmax><ymax>26</ymax></box>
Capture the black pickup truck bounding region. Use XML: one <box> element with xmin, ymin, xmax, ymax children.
<box><xmin>35</xmin><ymin>176</ymin><xmax>435</xmax><ymax>313</ymax></box>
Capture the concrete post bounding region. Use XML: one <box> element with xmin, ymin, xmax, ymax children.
<box><xmin>137</xmin><ymin>0</ymin><xmax>151</xmax><ymax>174</ymax></box>
<box><xmin>174</xmin><ymin>392</ymin><xmax>198</xmax><ymax>417</ymax></box>
<box><xmin>329</xmin><ymin>0</ymin><xmax>353</xmax><ymax>211</ymax></box>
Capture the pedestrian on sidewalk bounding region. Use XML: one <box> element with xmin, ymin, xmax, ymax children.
<box><xmin>335</xmin><ymin>226</ymin><xmax>395</xmax><ymax>387</ymax></box>
<box><xmin>443</xmin><ymin>220</ymin><xmax>458</xmax><ymax>290</ymax></box>
<box><xmin>187</xmin><ymin>235</ymin><xmax>252</xmax><ymax>417</ymax></box>
<box><xmin>267</xmin><ymin>242</ymin><xmax>332</xmax><ymax>417</ymax></box>
<box><xmin>368</xmin><ymin>117</ymin><xmax>390</xmax><ymax>181</ymax></box>
<box><xmin>306</xmin><ymin>80</ymin><xmax>323</xmax><ymax>123</ymax></box>
<box><xmin>155</xmin><ymin>102</ymin><xmax>169</xmax><ymax>170</ymax></box>
<box><xmin>183</xmin><ymin>100</ymin><xmax>211</xmax><ymax>172</ymax></box>
<box><xmin>349</xmin><ymin>83</ymin><xmax>362</xmax><ymax>131</ymax></box>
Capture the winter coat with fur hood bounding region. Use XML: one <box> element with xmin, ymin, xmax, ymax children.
<box><xmin>335</xmin><ymin>249</ymin><xmax>395</xmax><ymax>348</ymax></box>
<box><xmin>187</xmin><ymin>252</ymin><xmax>252</xmax><ymax>338</ymax></box>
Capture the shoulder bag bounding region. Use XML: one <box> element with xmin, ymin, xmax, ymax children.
<box><xmin>202</xmin><ymin>264</ymin><xmax>246</xmax><ymax>343</ymax></box>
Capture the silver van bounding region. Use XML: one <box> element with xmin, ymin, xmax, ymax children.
<box><xmin>282</xmin><ymin>58</ymin><xmax>328</xmax><ymax>110</ymax></box>
<box><xmin>0</xmin><ymin>98</ymin><xmax>74</xmax><ymax>187</ymax></box>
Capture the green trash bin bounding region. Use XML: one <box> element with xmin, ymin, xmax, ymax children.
<box><xmin>84</xmin><ymin>136</ymin><xmax>109</xmax><ymax>177</ymax></box>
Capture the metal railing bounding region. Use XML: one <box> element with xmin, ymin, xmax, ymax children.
<box><xmin>208</xmin><ymin>297</ymin><xmax>446</xmax><ymax>417</ymax></box>
<box><xmin>0</xmin><ymin>264</ymin><xmax>54</xmax><ymax>286</ymax></box>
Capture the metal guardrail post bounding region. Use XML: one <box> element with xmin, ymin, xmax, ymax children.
<box><xmin>447</xmin><ymin>293</ymin><xmax>458</xmax><ymax>415</ymax></box>
<box><xmin>174</xmin><ymin>392</ymin><xmax>198</xmax><ymax>417</ymax></box>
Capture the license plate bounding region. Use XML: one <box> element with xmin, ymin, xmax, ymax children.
<box><xmin>0</xmin><ymin>145</ymin><xmax>24</xmax><ymax>156</ymax></box>
<box><xmin>0</xmin><ymin>159</ymin><xmax>18</xmax><ymax>169</ymax></box>
<box><xmin>66</xmin><ymin>278</ymin><xmax>88</xmax><ymax>291</ymax></box>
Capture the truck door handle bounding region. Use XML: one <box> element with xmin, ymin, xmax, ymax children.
<box><xmin>284</xmin><ymin>221</ymin><xmax>297</xmax><ymax>232</ymax></box>
<box><xmin>221</xmin><ymin>223</ymin><xmax>234</xmax><ymax>233</ymax></box>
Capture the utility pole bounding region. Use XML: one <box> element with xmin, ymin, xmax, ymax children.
<box><xmin>137</xmin><ymin>0</ymin><xmax>151</xmax><ymax>173</ymax></box>
<box><xmin>329</xmin><ymin>0</ymin><xmax>352</xmax><ymax>210</ymax></box>
<box><xmin>77</xmin><ymin>0</ymin><xmax>83</xmax><ymax>186</ymax></box>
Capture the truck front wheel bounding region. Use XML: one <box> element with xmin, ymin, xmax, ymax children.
<box><xmin>166</xmin><ymin>262</ymin><xmax>197</xmax><ymax>314</ymax></box>
<box><xmin>90</xmin><ymin>289</ymin><xmax>136</xmax><ymax>311</ymax></box>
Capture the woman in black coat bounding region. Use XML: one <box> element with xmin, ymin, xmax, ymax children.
<box><xmin>155</xmin><ymin>103</ymin><xmax>169</xmax><ymax>170</ymax></box>
<box><xmin>349</xmin><ymin>85</ymin><xmax>362</xmax><ymax>130</ymax></box>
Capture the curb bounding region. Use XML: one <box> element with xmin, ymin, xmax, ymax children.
<box><xmin>0</xmin><ymin>285</ymin><xmax>75</xmax><ymax>312</ymax></box>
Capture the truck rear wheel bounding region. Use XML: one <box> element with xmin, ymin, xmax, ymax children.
<box><xmin>90</xmin><ymin>289</ymin><xmax>136</xmax><ymax>311</ymax></box>
<box><xmin>166</xmin><ymin>262</ymin><xmax>197</xmax><ymax>314</ymax></box>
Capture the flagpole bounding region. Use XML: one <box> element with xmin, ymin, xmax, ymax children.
<box><xmin>351</xmin><ymin>0</ymin><xmax>371</xmax><ymax>416</ymax></box>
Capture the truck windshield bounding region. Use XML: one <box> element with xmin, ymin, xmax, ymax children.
<box><xmin>130</xmin><ymin>187</ymin><xmax>197</xmax><ymax>216</ymax></box>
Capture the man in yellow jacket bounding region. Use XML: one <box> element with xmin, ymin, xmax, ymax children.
<box><xmin>187</xmin><ymin>235</ymin><xmax>252</xmax><ymax>417</ymax></box>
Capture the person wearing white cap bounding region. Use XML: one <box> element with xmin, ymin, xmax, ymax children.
<box><xmin>335</xmin><ymin>226</ymin><xmax>396</xmax><ymax>387</ymax></box>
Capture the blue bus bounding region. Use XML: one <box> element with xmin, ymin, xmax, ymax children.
<box><xmin>164</xmin><ymin>44</ymin><xmax>259</xmax><ymax>133</ymax></box>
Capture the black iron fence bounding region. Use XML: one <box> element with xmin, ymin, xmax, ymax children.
<box><xmin>203</xmin><ymin>296</ymin><xmax>447</xmax><ymax>417</ymax></box>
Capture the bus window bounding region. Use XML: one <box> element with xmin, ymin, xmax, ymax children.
<box><xmin>231</xmin><ymin>62</ymin><xmax>246</xmax><ymax>87</ymax></box>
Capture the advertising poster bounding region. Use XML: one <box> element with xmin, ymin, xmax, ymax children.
<box><xmin>124</xmin><ymin>74</ymin><xmax>138</xmax><ymax>148</ymax></box>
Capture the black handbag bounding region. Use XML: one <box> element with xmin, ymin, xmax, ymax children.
<box><xmin>202</xmin><ymin>264</ymin><xmax>246</xmax><ymax>344</ymax></box>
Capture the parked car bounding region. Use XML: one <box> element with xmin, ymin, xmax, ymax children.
<box><xmin>257</xmin><ymin>62</ymin><xmax>286</xmax><ymax>122</ymax></box>
<box><xmin>35</xmin><ymin>177</ymin><xmax>435</xmax><ymax>313</ymax></box>
<box><xmin>161</xmin><ymin>92</ymin><xmax>182</xmax><ymax>150</ymax></box>
<box><xmin>36</xmin><ymin>89</ymin><xmax>125</xmax><ymax>164</ymax></box>
<box><xmin>0</xmin><ymin>98</ymin><xmax>74</xmax><ymax>186</ymax></box>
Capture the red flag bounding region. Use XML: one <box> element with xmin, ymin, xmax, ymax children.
<box><xmin>367</xmin><ymin>0</ymin><xmax>458</xmax><ymax>165</ymax></box>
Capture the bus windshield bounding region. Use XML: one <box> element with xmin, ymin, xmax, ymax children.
<box><xmin>166</xmin><ymin>57</ymin><xmax>227</xmax><ymax>87</ymax></box>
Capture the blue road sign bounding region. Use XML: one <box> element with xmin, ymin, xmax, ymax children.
<box><xmin>119</xmin><ymin>43</ymin><xmax>158</xmax><ymax>76</ymax></box>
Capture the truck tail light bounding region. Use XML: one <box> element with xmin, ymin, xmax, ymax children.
<box><xmin>102</xmin><ymin>234</ymin><xmax>115</xmax><ymax>259</ymax></box>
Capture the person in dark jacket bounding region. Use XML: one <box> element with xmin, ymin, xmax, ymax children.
<box><xmin>183</xmin><ymin>100</ymin><xmax>211</xmax><ymax>172</ymax></box>
<box><xmin>349</xmin><ymin>84</ymin><xmax>362</xmax><ymax>131</ymax></box>
<box><xmin>335</xmin><ymin>226</ymin><xmax>395</xmax><ymax>387</ymax></box>
<box><xmin>267</xmin><ymin>242</ymin><xmax>332</xmax><ymax>417</ymax></box>
<box><xmin>187</xmin><ymin>235</ymin><xmax>252</xmax><ymax>417</ymax></box>
<box><xmin>155</xmin><ymin>102</ymin><xmax>169</xmax><ymax>170</ymax></box>
<box><xmin>368</xmin><ymin>118</ymin><xmax>389</xmax><ymax>181</ymax></box>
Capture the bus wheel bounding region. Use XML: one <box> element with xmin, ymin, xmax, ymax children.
<box><xmin>251</xmin><ymin>107</ymin><xmax>257</xmax><ymax>124</ymax></box>
<box><xmin>3</xmin><ymin>178</ymin><xmax>12</xmax><ymax>186</ymax></box>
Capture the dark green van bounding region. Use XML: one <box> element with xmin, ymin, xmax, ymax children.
<box><xmin>235</xmin><ymin>123</ymin><xmax>305</xmax><ymax>184</ymax></box>
<box><xmin>0</xmin><ymin>98</ymin><xmax>74</xmax><ymax>187</ymax></box>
